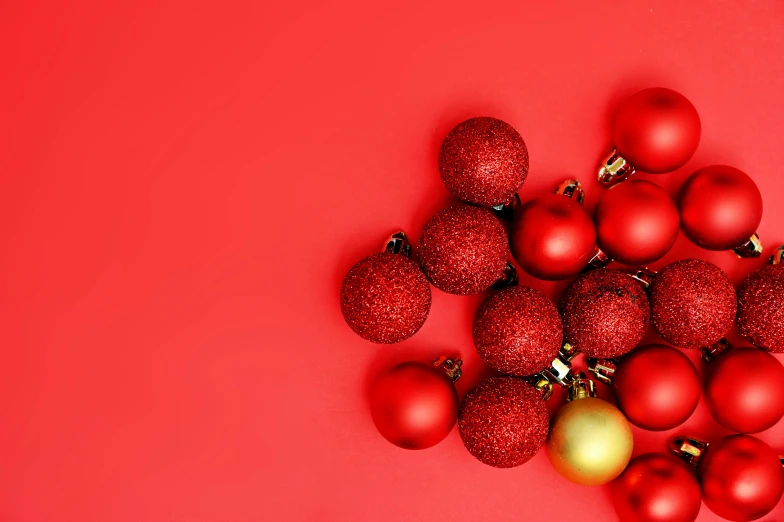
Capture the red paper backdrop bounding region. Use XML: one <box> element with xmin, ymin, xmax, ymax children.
<box><xmin>1</xmin><ymin>1</ymin><xmax>783</xmax><ymax>520</ymax></box>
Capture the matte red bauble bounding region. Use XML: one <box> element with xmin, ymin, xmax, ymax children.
<box><xmin>737</xmin><ymin>259</ymin><xmax>784</xmax><ymax>352</ymax></box>
<box><xmin>594</xmin><ymin>180</ymin><xmax>680</xmax><ymax>265</ymax></box>
<box><xmin>418</xmin><ymin>203</ymin><xmax>510</xmax><ymax>295</ymax></box>
<box><xmin>370</xmin><ymin>359</ymin><xmax>461</xmax><ymax>450</ymax></box>
<box><xmin>679</xmin><ymin>165</ymin><xmax>763</xmax><ymax>253</ymax></box>
<box><xmin>650</xmin><ymin>259</ymin><xmax>736</xmax><ymax>349</ymax></box>
<box><xmin>611</xmin><ymin>453</ymin><xmax>702</xmax><ymax>522</ymax></box>
<box><xmin>473</xmin><ymin>286</ymin><xmax>563</xmax><ymax>376</ymax></box>
<box><xmin>439</xmin><ymin>117</ymin><xmax>529</xmax><ymax>207</ymax></box>
<box><xmin>510</xmin><ymin>193</ymin><xmax>596</xmax><ymax>280</ymax></box>
<box><xmin>704</xmin><ymin>346</ymin><xmax>784</xmax><ymax>433</ymax></box>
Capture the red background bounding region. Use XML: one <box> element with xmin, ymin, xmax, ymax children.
<box><xmin>1</xmin><ymin>1</ymin><xmax>783</xmax><ymax>520</ymax></box>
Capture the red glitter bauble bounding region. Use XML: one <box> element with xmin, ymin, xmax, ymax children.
<box><xmin>509</xmin><ymin>194</ymin><xmax>596</xmax><ymax>280</ymax></box>
<box><xmin>595</xmin><ymin>180</ymin><xmax>680</xmax><ymax>265</ymax></box>
<box><xmin>613</xmin><ymin>87</ymin><xmax>700</xmax><ymax>173</ymax></box>
<box><xmin>473</xmin><ymin>286</ymin><xmax>563</xmax><ymax>376</ymax></box>
<box><xmin>340</xmin><ymin>252</ymin><xmax>431</xmax><ymax>343</ymax></box>
<box><xmin>704</xmin><ymin>347</ymin><xmax>784</xmax><ymax>434</ymax></box>
<box><xmin>612</xmin><ymin>344</ymin><xmax>701</xmax><ymax>431</ymax></box>
<box><xmin>560</xmin><ymin>269</ymin><xmax>649</xmax><ymax>358</ymax></box>
<box><xmin>370</xmin><ymin>361</ymin><xmax>458</xmax><ymax>450</ymax></box>
<box><xmin>650</xmin><ymin>259</ymin><xmax>736</xmax><ymax>349</ymax></box>
<box><xmin>458</xmin><ymin>377</ymin><xmax>548</xmax><ymax>468</ymax></box>
<box><xmin>737</xmin><ymin>263</ymin><xmax>784</xmax><ymax>352</ymax></box>
<box><xmin>697</xmin><ymin>435</ymin><xmax>784</xmax><ymax>521</ymax></box>
<box><xmin>678</xmin><ymin>166</ymin><xmax>763</xmax><ymax>251</ymax></box>
<box><xmin>611</xmin><ymin>453</ymin><xmax>702</xmax><ymax>522</ymax></box>
<box><xmin>439</xmin><ymin>117</ymin><xmax>529</xmax><ymax>207</ymax></box>
<box><xmin>418</xmin><ymin>204</ymin><xmax>509</xmax><ymax>295</ymax></box>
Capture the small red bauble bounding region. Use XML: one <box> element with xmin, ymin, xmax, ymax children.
<box><xmin>611</xmin><ymin>344</ymin><xmax>701</xmax><ymax>431</ymax></box>
<box><xmin>704</xmin><ymin>346</ymin><xmax>784</xmax><ymax>433</ymax></box>
<box><xmin>737</xmin><ymin>262</ymin><xmax>784</xmax><ymax>352</ymax></box>
<box><xmin>611</xmin><ymin>453</ymin><xmax>702</xmax><ymax>522</ymax></box>
<box><xmin>594</xmin><ymin>180</ymin><xmax>680</xmax><ymax>265</ymax></box>
<box><xmin>560</xmin><ymin>269</ymin><xmax>649</xmax><ymax>358</ymax></box>
<box><xmin>418</xmin><ymin>203</ymin><xmax>509</xmax><ymax>295</ymax></box>
<box><xmin>439</xmin><ymin>117</ymin><xmax>529</xmax><ymax>207</ymax></box>
<box><xmin>458</xmin><ymin>377</ymin><xmax>549</xmax><ymax>468</ymax></box>
<box><xmin>370</xmin><ymin>360</ymin><xmax>459</xmax><ymax>450</ymax></box>
<box><xmin>650</xmin><ymin>259</ymin><xmax>736</xmax><ymax>349</ymax></box>
<box><xmin>473</xmin><ymin>286</ymin><xmax>563</xmax><ymax>376</ymax></box>
<box><xmin>678</xmin><ymin>165</ymin><xmax>763</xmax><ymax>251</ymax></box>
<box><xmin>510</xmin><ymin>193</ymin><xmax>596</xmax><ymax>280</ymax></box>
<box><xmin>341</xmin><ymin>251</ymin><xmax>431</xmax><ymax>343</ymax></box>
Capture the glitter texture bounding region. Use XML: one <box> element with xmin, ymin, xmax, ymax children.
<box><xmin>737</xmin><ymin>264</ymin><xmax>784</xmax><ymax>352</ymax></box>
<box><xmin>458</xmin><ymin>377</ymin><xmax>549</xmax><ymax>468</ymax></box>
<box><xmin>340</xmin><ymin>252</ymin><xmax>431</xmax><ymax>343</ymax></box>
<box><xmin>650</xmin><ymin>259</ymin><xmax>736</xmax><ymax>349</ymax></box>
<box><xmin>560</xmin><ymin>269</ymin><xmax>649</xmax><ymax>358</ymax></box>
<box><xmin>473</xmin><ymin>286</ymin><xmax>563</xmax><ymax>376</ymax></box>
<box><xmin>439</xmin><ymin>117</ymin><xmax>529</xmax><ymax>207</ymax></box>
<box><xmin>418</xmin><ymin>203</ymin><xmax>509</xmax><ymax>295</ymax></box>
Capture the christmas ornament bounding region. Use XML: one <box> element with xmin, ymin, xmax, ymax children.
<box><xmin>439</xmin><ymin>117</ymin><xmax>529</xmax><ymax>207</ymax></box>
<box><xmin>340</xmin><ymin>232</ymin><xmax>431</xmax><ymax>343</ymax></box>
<box><xmin>418</xmin><ymin>203</ymin><xmax>513</xmax><ymax>295</ymax></box>
<box><xmin>701</xmin><ymin>340</ymin><xmax>784</xmax><ymax>434</ymax></box>
<box><xmin>599</xmin><ymin>87</ymin><xmax>700</xmax><ymax>186</ymax></box>
<box><xmin>560</xmin><ymin>269</ymin><xmax>649</xmax><ymax>358</ymax></box>
<box><xmin>458</xmin><ymin>376</ymin><xmax>549</xmax><ymax>468</ymax></box>
<box><xmin>671</xmin><ymin>435</ymin><xmax>784</xmax><ymax>521</ymax></box>
<box><xmin>370</xmin><ymin>357</ymin><xmax>462</xmax><ymax>450</ymax></box>
<box><xmin>650</xmin><ymin>259</ymin><xmax>736</xmax><ymax>349</ymax></box>
<box><xmin>588</xmin><ymin>344</ymin><xmax>701</xmax><ymax>431</ymax></box>
<box><xmin>473</xmin><ymin>286</ymin><xmax>563</xmax><ymax>376</ymax></box>
<box><xmin>594</xmin><ymin>180</ymin><xmax>680</xmax><ymax>265</ymax></box>
<box><xmin>546</xmin><ymin>373</ymin><xmax>634</xmax><ymax>486</ymax></box>
<box><xmin>678</xmin><ymin>165</ymin><xmax>763</xmax><ymax>257</ymax></box>
<box><xmin>611</xmin><ymin>453</ymin><xmax>702</xmax><ymax>522</ymax></box>
<box><xmin>737</xmin><ymin>245</ymin><xmax>784</xmax><ymax>352</ymax></box>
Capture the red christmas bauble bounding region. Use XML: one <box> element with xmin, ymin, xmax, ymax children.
<box><xmin>594</xmin><ymin>180</ymin><xmax>680</xmax><ymax>265</ymax></box>
<box><xmin>418</xmin><ymin>203</ymin><xmax>509</xmax><ymax>295</ymax></box>
<box><xmin>650</xmin><ymin>259</ymin><xmax>736</xmax><ymax>349</ymax></box>
<box><xmin>678</xmin><ymin>165</ymin><xmax>763</xmax><ymax>251</ymax></box>
<box><xmin>737</xmin><ymin>263</ymin><xmax>784</xmax><ymax>352</ymax></box>
<box><xmin>341</xmin><ymin>252</ymin><xmax>432</xmax><ymax>343</ymax></box>
<box><xmin>370</xmin><ymin>361</ymin><xmax>458</xmax><ymax>450</ymax></box>
<box><xmin>560</xmin><ymin>269</ymin><xmax>649</xmax><ymax>358</ymax></box>
<box><xmin>704</xmin><ymin>347</ymin><xmax>784</xmax><ymax>433</ymax></box>
<box><xmin>458</xmin><ymin>377</ymin><xmax>549</xmax><ymax>468</ymax></box>
<box><xmin>509</xmin><ymin>193</ymin><xmax>596</xmax><ymax>280</ymax></box>
<box><xmin>611</xmin><ymin>453</ymin><xmax>702</xmax><ymax>522</ymax></box>
<box><xmin>439</xmin><ymin>117</ymin><xmax>529</xmax><ymax>207</ymax></box>
<box><xmin>697</xmin><ymin>435</ymin><xmax>784</xmax><ymax>521</ymax></box>
<box><xmin>612</xmin><ymin>344</ymin><xmax>701</xmax><ymax>431</ymax></box>
<box><xmin>473</xmin><ymin>286</ymin><xmax>563</xmax><ymax>376</ymax></box>
<box><xmin>613</xmin><ymin>87</ymin><xmax>701</xmax><ymax>173</ymax></box>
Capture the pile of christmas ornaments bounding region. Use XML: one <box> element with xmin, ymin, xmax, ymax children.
<box><xmin>340</xmin><ymin>87</ymin><xmax>784</xmax><ymax>522</ymax></box>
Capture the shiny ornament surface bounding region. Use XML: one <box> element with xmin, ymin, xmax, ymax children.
<box><xmin>472</xmin><ymin>286</ymin><xmax>563</xmax><ymax>376</ymax></box>
<box><xmin>510</xmin><ymin>193</ymin><xmax>596</xmax><ymax>280</ymax></box>
<box><xmin>737</xmin><ymin>263</ymin><xmax>784</xmax><ymax>352</ymax></box>
<box><xmin>438</xmin><ymin>117</ymin><xmax>529</xmax><ymax>207</ymax></box>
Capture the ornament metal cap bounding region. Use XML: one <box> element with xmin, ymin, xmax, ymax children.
<box><xmin>432</xmin><ymin>356</ymin><xmax>462</xmax><ymax>383</ymax></box>
<box><xmin>598</xmin><ymin>149</ymin><xmax>636</xmax><ymax>187</ymax></box>
<box><xmin>770</xmin><ymin>245</ymin><xmax>784</xmax><ymax>265</ymax></box>
<box><xmin>628</xmin><ymin>267</ymin><xmax>657</xmax><ymax>290</ymax></box>
<box><xmin>700</xmin><ymin>338</ymin><xmax>733</xmax><ymax>363</ymax></box>
<box><xmin>567</xmin><ymin>371</ymin><xmax>597</xmax><ymax>401</ymax></box>
<box><xmin>555</xmin><ymin>179</ymin><xmax>585</xmax><ymax>204</ymax></box>
<box><xmin>537</xmin><ymin>343</ymin><xmax>578</xmax><ymax>388</ymax></box>
<box><xmin>530</xmin><ymin>375</ymin><xmax>555</xmax><ymax>401</ymax></box>
<box><xmin>733</xmin><ymin>233</ymin><xmax>763</xmax><ymax>258</ymax></box>
<box><xmin>491</xmin><ymin>193</ymin><xmax>521</xmax><ymax>222</ymax></box>
<box><xmin>583</xmin><ymin>246</ymin><xmax>612</xmax><ymax>272</ymax></box>
<box><xmin>586</xmin><ymin>358</ymin><xmax>617</xmax><ymax>385</ymax></box>
<box><xmin>383</xmin><ymin>231</ymin><xmax>411</xmax><ymax>257</ymax></box>
<box><xmin>491</xmin><ymin>262</ymin><xmax>519</xmax><ymax>289</ymax></box>
<box><xmin>669</xmin><ymin>435</ymin><xmax>709</xmax><ymax>467</ymax></box>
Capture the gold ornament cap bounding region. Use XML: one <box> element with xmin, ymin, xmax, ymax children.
<box><xmin>733</xmin><ymin>233</ymin><xmax>763</xmax><ymax>258</ymax></box>
<box><xmin>700</xmin><ymin>338</ymin><xmax>733</xmax><ymax>363</ymax></box>
<box><xmin>535</xmin><ymin>344</ymin><xmax>578</xmax><ymax>388</ymax></box>
<box><xmin>587</xmin><ymin>358</ymin><xmax>617</xmax><ymax>386</ymax></box>
<box><xmin>598</xmin><ymin>149</ymin><xmax>636</xmax><ymax>187</ymax></box>
<box><xmin>432</xmin><ymin>356</ymin><xmax>463</xmax><ymax>383</ymax></box>
<box><xmin>555</xmin><ymin>179</ymin><xmax>585</xmax><ymax>204</ymax></box>
<box><xmin>771</xmin><ymin>245</ymin><xmax>784</xmax><ymax>265</ymax></box>
<box><xmin>669</xmin><ymin>435</ymin><xmax>709</xmax><ymax>467</ymax></box>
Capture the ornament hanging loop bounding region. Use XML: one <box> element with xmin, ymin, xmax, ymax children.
<box><xmin>555</xmin><ymin>179</ymin><xmax>585</xmax><ymax>204</ymax></box>
<box><xmin>669</xmin><ymin>436</ymin><xmax>709</xmax><ymax>467</ymax></box>
<box><xmin>733</xmin><ymin>233</ymin><xmax>763</xmax><ymax>258</ymax></box>
<box><xmin>432</xmin><ymin>356</ymin><xmax>463</xmax><ymax>382</ymax></box>
<box><xmin>586</xmin><ymin>358</ymin><xmax>617</xmax><ymax>385</ymax></box>
<box><xmin>770</xmin><ymin>245</ymin><xmax>784</xmax><ymax>265</ymax></box>
<box><xmin>700</xmin><ymin>338</ymin><xmax>733</xmax><ymax>363</ymax></box>
<box><xmin>567</xmin><ymin>371</ymin><xmax>597</xmax><ymax>401</ymax></box>
<box><xmin>383</xmin><ymin>231</ymin><xmax>411</xmax><ymax>257</ymax></box>
<box><xmin>598</xmin><ymin>149</ymin><xmax>636</xmax><ymax>187</ymax></box>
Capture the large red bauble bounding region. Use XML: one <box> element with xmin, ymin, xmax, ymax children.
<box><xmin>612</xmin><ymin>344</ymin><xmax>701</xmax><ymax>431</ymax></box>
<box><xmin>697</xmin><ymin>435</ymin><xmax>784</xmax><ymax>521</ymax></box>
<box><xmin>613</xmin><ymin>87</ymin><xmax>701</xmax><ymax>173</ymax></box>
<box><xmin>370</xmin><ymin>361</ymin><xmax>458</xmax><ymax>450</ymax></box>
<box><xmin>473</xmin><ymin>286</ymin><xmax>563</xmax><ymax>376</ymax></box>
<box><xmin>703</xmin><ymin>347</ymin><xmax>784</xmax><ymax>433</ymax></box>
<box><xmin>611</xmin><ymin>453</ymin><xmax>702</xmax><ymax>522</ymax></box>
<box><xmin>438</xmin><ymin>117</ymin><xmax>529</xmax><ymax>207</ymax></box>
<box><xmin>594</xmin><ymin>180</ymin><xmax>680</xmax><ymax>265</ymax></box>
<box><xmin>509</xmin><ymin>194</ymin><xmax>596</xmax><ymax>280</ymax></box>
<box><xmin>737</xmin><ymin>263</ymin><xmax>784</xmax><ymax>352</ymax></box>
<box><xmin>678</xmin><ymin>165</ymin><xmax>763</xmax><ymax>250</ymax></box>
